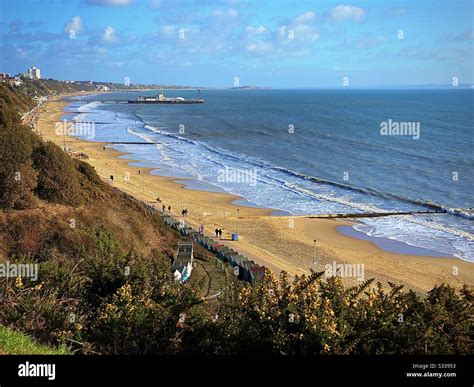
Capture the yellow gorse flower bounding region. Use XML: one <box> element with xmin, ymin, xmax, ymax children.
<box><xmin>15</xmin><ymin>276</ymin><xmax>23</xmax><ymax>289</ymax></box>
<box><xmin>117</xmin><ymin>283</ymin><xmax>133</xmax><ymax>303</ymax></box>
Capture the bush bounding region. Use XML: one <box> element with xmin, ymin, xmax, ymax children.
<box><xmin>0</xmin><ymin>84</ymin><xmax>104</xmax><ymax>209</ymax></box>
<box><xmin>0</xmin><ymin>123</ymin><xmax>38</xmax><ymax>209</ymax></box>
<box><xmin>74</xmin><ymin>159</ymin><xmax>103</xmax><ymax>186</ymax></box>
<box><xmin>0</xmin><ymin>226</ymin><xmax>202</xmax><ymax>354</ymax></box>
<box><xmin>200</xmin><ymin>272</ymin><xmax>473</xmax><ymax>355</ymax></box>
<box><xmin>33</xmin><ymin>141</ymin><xmax>85</xmax><ymax>206</ymax></box>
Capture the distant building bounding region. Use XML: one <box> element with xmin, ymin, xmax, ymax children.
<box><xmin>12</xmin><ymin>76</ymin><xmax>23</xmax><ymax>87</ymax></box>
<box><xmin>27</xmin><ymin>66</ymin><xmax>41</xmax><ymax>79</ymax></box>
<box><xmin>1</xmin><ymin>72</ymin><xmax>22</xmax><ymax>87</ymax></box>
<box><xmin>96</xmin><ymin>84</ymin><xmax>109</xmax><ymax>91</ymax></box>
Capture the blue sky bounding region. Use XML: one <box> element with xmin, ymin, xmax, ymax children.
<box><xmin>0</xmin><ymin>0</ymin><xmax>472</xmax><ymax>87</ymax></box>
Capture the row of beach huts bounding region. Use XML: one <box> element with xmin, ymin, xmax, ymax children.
<box><xmin>161</xmin><ymin>213</ymin><xmax>266</xmax><ymax>284</ymax></box>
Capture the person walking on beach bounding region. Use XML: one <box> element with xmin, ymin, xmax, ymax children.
<box><xmin>218</xmin><ymin>228</ymin><xmax>222</xmax><ymax>238</ymax></box>
<box><xmin>215</xmin><ymin>228</ymin><xmax>219</xmax><ymax>238</ymax></box>
<box><xmin>162</xmin><ymin>204</ymin><xmax>165</xmax><ymax>212</ymax></box>
<box><xmin>168</xmin><ymin>205</ymin><xmax>171</xmax><ymax>213</ymax></box>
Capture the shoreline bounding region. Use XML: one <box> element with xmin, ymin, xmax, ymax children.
<box><xmin>146</xmin><ymin>161</ymin><xmax>460</xmax><ymax>260</ymax></box>
<box><xmin>34</xmin><ymin>96</ymin><xmax>474</xmax><ymax>293</ymax></box>
<box><xmin>113</xmin><ymin>144</ymin><xmax>461</xmax><ymax>260</ymax></box>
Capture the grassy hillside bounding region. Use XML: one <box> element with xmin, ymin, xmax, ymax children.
<box><xmin>0</xmin><ymin>84</ymin><xmax>472</xmax><ymax>355</ymax></box>
<box><xmin>0</xmin><ymin>82</ymin><xmax>214</xmax><ymax>354</ymax></box>
<box><xmin>0</xmin><ymin>325</ymin><xmax>70</xmax><ymax>355</ymax></box>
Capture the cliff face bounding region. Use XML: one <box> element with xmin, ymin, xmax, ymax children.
<box><xmin>0</xmin><ymin>81</ymin><xmax>182</xmax><ymax>269</ymax></box>
<box><xmin>0</xmin><ymin>82</ymin><xmax>204</xmax><ymax>354</ymax></box>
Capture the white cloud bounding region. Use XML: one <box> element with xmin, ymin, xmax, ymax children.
<box><xmin>329</xmin><ymin>5</ymin><xmax>366</xmax><ymax>22</ymax></box>
<box><xmin>213</xmin><ymin>8</ymin><xmax>239</xmax><ymax>19</ymax></box>
<box><xmin>102</xmin><ymin>26</ymin><xmax>118</xmax><ymax>43</ymax></box>
<box><xmin>242</xmin><ymin>11</ymin><xmax>319</xmax><ymax>56</ymax></box>
<box><xmin>246</xmin><ymin>41</ymin><xmax>273</xmax><ymax>54</ymax></box>
<box><xmin>293</xmin><ymin>11</ymin><xmax>317</xmax><ymax>24</ymax></box>
<box><xmin>277</xmin><ymin>12</ymin><xmax>320</xmax><ymax>45</ymax></box>
<box><xmin>244</xmin><ymin>25</ymin><xmax>268</xmax><ymax>38</ymax></box>
<box><xmin>64</xmin><ymin>16</ymin><xmax>83</xmax><ymax>34</ymax></box>
<box><xmin>158</xmin><ymin>25</ymin><xmax>177</xmax><ymax>37</ymax></box>
<box><xmin>292</xmin><ymin>24</ymin><xmax>319</xmax><ymax>42</ymax></box>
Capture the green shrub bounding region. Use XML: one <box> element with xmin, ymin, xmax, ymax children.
<box><xmin>33</xmin><ymin>141</ymin><xmax>85</xmax><ymax>205</ymax></box>
<box><xmin>0</xmin><ymin>123</ymin><xmax>38</xmax><ymax>209</ymax></box>
<box><xmin>200</xmin><ymin>272</ymin><xmax>473</xmax><ymax>355</ymax></box>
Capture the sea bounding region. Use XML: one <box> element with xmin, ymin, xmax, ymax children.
<box><xmin>63</xmin><ymin>89</ymin><xmax>474</xmax><ymax>261</ymax></box>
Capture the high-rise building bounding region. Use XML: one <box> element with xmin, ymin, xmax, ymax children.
<box><xmin>27</xmin><ymin>66</ymin><xmax>41</xmax><ymax>79</ymax></box>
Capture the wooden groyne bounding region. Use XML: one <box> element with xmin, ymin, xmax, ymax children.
<box><xmin>303</xmin><ymin>210</ymin><xmax>446</xmax><ymax>219</ymax></box>
<box><xmin>100</xmin><ymin>141</ymin><xmax>160</xmax><ymax>145</ymax></box>
<box><xmin>54</xmin><ymin>121</ymin><xmax>136</xmax><ymax>125</ymax></box>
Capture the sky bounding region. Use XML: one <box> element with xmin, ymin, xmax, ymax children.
<box><xmin>0</xmin><ymin>0</ymin><xmax>473</xmax><ymax>87</ymax></box>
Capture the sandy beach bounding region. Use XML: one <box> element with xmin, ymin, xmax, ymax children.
<box><xmin>34</xmin><ymin>97</ymin><xmax>474</xmax><ymax>293</ymax></box>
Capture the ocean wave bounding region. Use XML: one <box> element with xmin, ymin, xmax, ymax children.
<box><xmin>354</xmin><ymin>217</ymin><xmax>474</xmax><ymax>261</ymax></box>
<box><xmin>139</xmin><ymin>124</ymin><xmax>474</xmax><ymax>223</ymax></box>
<box><xmin>73</xmin><ymin>103</ymin><xmax>471</xmax><ymax>226</ymax></box>
<box><xmin>442</xmin><ymin>206</ymin><xmax>474</xmax><ymax>220</ymax></box>
<box><xmin>406</xmin><ymin>215</ymin><xmax>474</xmax><ymax>242</ymax></box>
<box><xmin>273</xmin><ymin>166</ymin><xmax>449</xmax><ymax>212</ymax></box>
<box><xmin>283</xmin><ymin>182</ymin><xmax>386</xmax><ymax>214</ymax></box>
<box><xmin>77</xmin><ymin>101</ymin><xmax>101</xmax><ymax>112</ymax></box>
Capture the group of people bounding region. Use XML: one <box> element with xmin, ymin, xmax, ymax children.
<box><xmin>198</xmin><ymin>225</ymin><xmax>224</xmax><ymax>238</ymax></box>
<box><xmin>159</xmin><ymin>203</ymin><xmax>188</xmax><ymax>217</ymax></box>
<box><xmin>158</xmin><ymin>201</ymin><xmax>224</xmax><ymax>239</ymax></box>
<box><xmin>214</xmin><ymin>228</ymin><xmax>223</xmax><ymax>238</ymax></box>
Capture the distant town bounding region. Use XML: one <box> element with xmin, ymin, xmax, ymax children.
<box><xmin>0</xmin><ymin>66</ymin><xmax>271</xmax><ymax>97</ymax></box>
<box><xmin>0</xmin><ymin>66</ymin><xmax>208</xmax><ymax>94</ymax></box>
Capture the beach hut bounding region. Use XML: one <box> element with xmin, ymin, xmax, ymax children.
<box><xmin>241</xmin><ymin>260</ymin><xmax>257</xmax><ymax>282</ymax></box>
<box><xmin>249</xmin><ymin>264</ymin><xmax>266</xmax><ymax>283</ymax></box>
<box><xmin>172</xmin><ymin>241</ymin><xmax>194</xmax><ymax>283</ymax></box>
<box><xmin>210</xmin><ymin>244</ymin><xmax>225</xmax><ymax>254</ymax></box>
